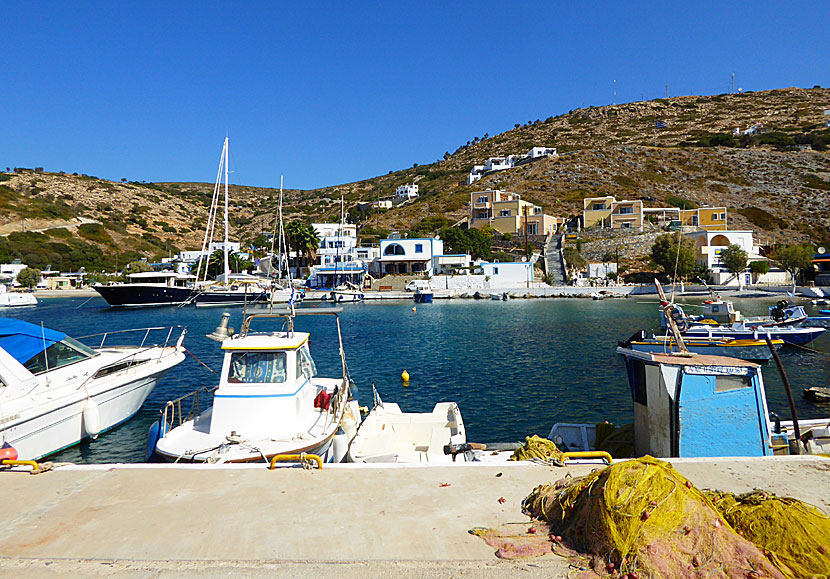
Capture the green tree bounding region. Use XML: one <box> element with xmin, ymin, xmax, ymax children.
<box><xmin>720</xmin><ymin>244</ymin><xmax>748</xmax><ymax>286</ymax></box>
<box><xmin>126</xmin><ymin>260</ymin><xmax>152</xmax><ymax>273</ymax></box>
<box><xmin>749</xmin><ymin>260</ymin><xmax>770</xmax><ymax>275</ymax></box>
<box><xmin>439</xmin><ymin>226</ymin><xmax>492</xmax><ymax>260</ymax></box>
<box><xmin>286</xmin><ymin>221</ymin><xmax>320</xmax><ymax>267</ymax></box>
<box><xmin>16</xmin><ymin>267</ymin><xmax>41</xmax><ymax>288</ymax></box>
<box><xmin>773</xmin><ymin>244</ymin><xmax>814</xmax><ymax>284</ymax></box>
<box><xmin>650</xmin><ymin>233</ymin><xmax>696</xmax><ymax>279</ymax></box>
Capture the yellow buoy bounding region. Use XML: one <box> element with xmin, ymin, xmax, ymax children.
<box><xmin>401</xmin><ymin>370</ymin><xmax>410</xmax><ymax>383</ymax></box>
<box><xmin>412</xmin><ymin>306</ymin><xmax>416</xmax><ymax>313</ymax></box>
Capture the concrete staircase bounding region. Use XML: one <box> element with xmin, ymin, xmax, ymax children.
<box><xmin>544</xmin><ymin>234</ymin><xmax>568</xmax><ymax>286</ymax></box>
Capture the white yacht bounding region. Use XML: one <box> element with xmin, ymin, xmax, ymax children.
<box><xmin>0</xmin><ymin>285</ymin><xmax>37</xmax><ymax>307</ymax></box>
<box><xmin>149</xmin><ymin>307</ymin><xmax>359</xmax><ymax>464</ymax></box>
<box><xmin>0</xmin><ymin>319</ymin><xmax>186</xmax><ymax>460</ymax></box>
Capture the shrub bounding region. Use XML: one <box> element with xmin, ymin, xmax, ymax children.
<box><xmin>665</xmin><ymin>195</ymin><xmax>697</xmax><ymax>210</ymax></box>
<box><xmin>749</xmin><ymin>261</ymin><xmax>770</xmax><ymax>275</ymax></box>
<box><xmin>78</xmin><ymin>223</ymin><xmax>113</xmax><ymax>244</ymax></box>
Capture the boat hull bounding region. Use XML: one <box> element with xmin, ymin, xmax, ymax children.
<box><xmin>1</xmin><ymin>355</ymin><xmax>183</xmax><ymax>460</ymax></box>
<box><xmin>0</xmin><ymin>292</ymin><xmax>38</xmax><ymax>307</ymax></box>
<box><xmin>413</xmin><ymin>292</ymin><xmax>433</xmax><ymax>303</ymax></box>
<box><xmin>194</xmin><ymin>290</ymin><xmax>269</xmax><ymax>307</ymax></box>
<box><xmin>683</xmin><ymin>326</ymin><xmax>826</xmax><ymax>345</ymax></box>
<box><xmin>94</xmin><ymin>284</ymin><xmax>197</xmax><ymax>307</ymax></box>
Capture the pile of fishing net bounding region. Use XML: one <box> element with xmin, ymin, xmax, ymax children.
<box><xmin>705</xmin><ymin>490</ymin><xmax>830</xmax><ymax>579</ymax></box>
<box><xmin>509</xmin><ymin>435</ymin><xmax>565</xmax><ymax>463</ymax></box>
<box><xmin>508</xmin><ymin>426</ymin><xmax>633</xmax><ymax>463</ymax></box>
<box><xmin>472</xmin><ymin>456</ymin><xmax>830</xmax><ymax>578</ymax></box>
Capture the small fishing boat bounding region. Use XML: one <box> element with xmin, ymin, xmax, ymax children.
<box><xmin>345</xmin><ymin>386</ymin><xmax>512</xmax><ymax>463</ymax></box>
<box><xmin>0</xmin><ymin>285</ymin><xmax>37</xmax><ymax>307</ymax></box>
<box><xmin>803</xmin><ymin>387</ymin><xmax>830</xmax><ymax>404</ymax></box>
<box><xmin>149</xmin><ymin>307</ymin><xmax>359</xmax><ymax>464</ymax></box>
<box><xmin>329</xmin><ymin>282</ymin><xmax>364</xmax><ymax>303</ymax></box>
<box><xmin>619</xmin><ymin>330</ymin><xmax>783</xmax><ymax>362</ymax></box>
<box><xmin>0</xmin><ymin>319</ymin><xmax>186</xmax><ymax>460</ymax></box>
<box><xmin>413</xmin><ymin>288</ymin><xmax>433</xmax><ymax>303</ymax></box>
<box><xmin>662</xmin><ymin>304</ymin><xmax>826</xmax><ymax>345</ymax></box>
<box><xmin>347</xmin><ymin>399</ymin><xmax>466</xmax><ymax>463</ymax></box>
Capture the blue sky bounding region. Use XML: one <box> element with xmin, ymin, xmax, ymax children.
<box><xmin>1</xmin><ymin>2</ymin><xmax>827</xmax><ymax>190</ymax></box>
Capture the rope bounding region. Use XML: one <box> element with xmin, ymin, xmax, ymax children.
<box><xmin>73</xmin><ymin>296</ymin><xmax>96</xmax><ymax>309</ymax></box>
<box><xmin>184</xmin><ymin>348</ymin><xmax>217</xmax><ymax>374</ymax></box>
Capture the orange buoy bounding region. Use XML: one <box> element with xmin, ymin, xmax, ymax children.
<box><xmin>0</xmin><ymin>442</ymin><xmax>18</xmax><ymax>462</ymax></box>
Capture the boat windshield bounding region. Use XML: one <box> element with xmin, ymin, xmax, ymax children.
<box><xmin>297</xmin><ymin>345</ymin><xmax>317</xmax><ymax>380</ymax></box>
<box><xmin>23</xmin><ymin>336</ymin><xmax>98</xmax><ymax>375</ymax></box>
<box><xmin>227</xmin><ymin>351</ymin><xmax>286</xmax><ymax>384</ymax></box>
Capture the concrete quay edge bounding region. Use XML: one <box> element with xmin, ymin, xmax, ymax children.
<box><xmin>0</xmin><ymin>456</ymin><xmax>828</xmax><ymax>577</ymax></box>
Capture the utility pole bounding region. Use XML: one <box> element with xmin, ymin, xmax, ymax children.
<box><xmin>665</xmin><ymin>84</ymin><xmax>669</xmax><ymax>98</ymax></box>
<box><xmin>731</xmin><ymin>73</ymin><xmax>735</xmax><ymax>94</ymax></box>
<box><xmin>613</xmin><ymin>79</ymin><xmax>616</xmax><ymax>105</ymax></box>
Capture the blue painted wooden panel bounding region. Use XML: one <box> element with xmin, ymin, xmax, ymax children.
<box><xmin>678</xmin><ymin>371</ymin><xmax>768</xmax><ymax>457</ymax></box>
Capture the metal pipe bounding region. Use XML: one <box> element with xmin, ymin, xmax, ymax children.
<box><xmin>765</xmin><ymin>336</ymin><xmax>801</xmax><ymax>452</ymax></box>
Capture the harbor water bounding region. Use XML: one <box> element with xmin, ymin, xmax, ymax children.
<box><xmin>6</xmin><ymin>295</ymin><xmax>830</xmax><ymax>464</ymax></box>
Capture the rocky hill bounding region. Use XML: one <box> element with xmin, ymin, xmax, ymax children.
<box><xmin>1</xmin><ymin>87</ymin><xmax>829</xmax><ymax>272</ymax></box>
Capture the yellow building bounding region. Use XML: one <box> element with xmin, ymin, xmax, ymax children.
<box><xmin>582</xmin><ymin>196</ymin><xmax>615</xmax><ymax>228</ymax></box>
<box><xmin>470</xmin><ymin>190</ymin><xmax>564</xmax><ymax>235</ymax></box>
<box><xmin>610</xmin><ymin>199</ymin><xmax>644</xmax><ymax>231</ymax></box>
<box><xmin>583</xmin><ymin>196</ymin><xmax>644</xmax><ymax>230</ymax></box>
<box><xmin>679</xmin><ymin>207</ymin><xmax>728</xmax><ymax>231</ymax></box>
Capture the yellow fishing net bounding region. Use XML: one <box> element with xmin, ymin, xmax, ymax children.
<box><xmin>509</xmin><ymin>434</ymin><xmax>565</xmax><ymax>462</ymax></box>
<box><xmin>474</xmin><ymin>456</ymin><xmax>814</xmax><ymax>578</ymax></box>
<box><xmin>705</xmin><ymin>490</ymin><xmax>830</xmax><ymax>579</ymax></box>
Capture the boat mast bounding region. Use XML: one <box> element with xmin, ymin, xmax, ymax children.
<box><xmin>223</xmin><ymin>137</ymin><xmax>230</xmax><ymax>285</ymax></box>
<box><xmin>196</xmin><ymin>142</ymin><xmax>225</xmax><ymax>284</ymax></box>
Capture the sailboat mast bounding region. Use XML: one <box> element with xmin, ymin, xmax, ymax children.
<box><xmin>223</xmin><ymin>137</ymin><xmax>230</xmax><ymax>283</ymax></box>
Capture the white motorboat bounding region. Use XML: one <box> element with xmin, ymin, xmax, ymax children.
<box><xmin>149</xmin><ymin>307</ymin><xmax>359</xmax><ymax>464</ymax></box>
<box><xmin>347</xmin><ymin>400</ymin><xmax>466</xmax><ymax>463</ymax></box>
<box><xmin>0</xmin><ymin>285</ymin><xmax>37</xmax><ymax>307</ymax></box>
<box><xmin>0</xmin><ymin>319</ymin><xmax>186</xmax><ymax>460</ymax></box>
<box><xmin>329</xmin><ymin>282</ymin><xmax>364</xmax><ymax>303</ymax></box>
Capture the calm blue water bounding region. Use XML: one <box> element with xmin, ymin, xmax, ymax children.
<box><xmin>6</xmin><ymin>296</ymin><xmax>830</xmax><ymax>463</ymax></box>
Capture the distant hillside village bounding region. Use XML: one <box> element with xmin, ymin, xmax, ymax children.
<box><xmin>2</xmin><ymin>137</ymin><xmax>829</xmax><ymax>294</ymax></box>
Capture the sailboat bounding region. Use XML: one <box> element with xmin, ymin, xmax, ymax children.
<box><xmin>192</xmin><ymin>138</ymin><xmax>269</xmax><ymax>307</ymax></box>
<box><xmin>262</xmin><ymin>177</ymin><xmax>303</xmax><ymax>305</ymax></box>
<box><xmin>328</xmin><ymin>195</ymin><xmax>365</xmax><ymax>303</ymax></box>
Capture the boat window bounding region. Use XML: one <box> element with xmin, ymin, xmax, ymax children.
<box><xmin>23</xmin><ymin>338</ymin><xmax>97</xmax><ymax>375</ymax></box>
<box><xmin>297</xmin><ymin>346</ymin><xmax>317</xmax><ymax>380</ymax></box>
<box><xmin>715</xmin><ymin>374</ymin><xmax>752</xmax><ymax>393</ymax></box>
<box><xmin>227</xmin><ymin>351</ymin><xmax>286</xmax><ymax>384</ymax></box>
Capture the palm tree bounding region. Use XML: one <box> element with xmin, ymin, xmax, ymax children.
<box><xmin>286</xmin><ymin>221</ymin><xmax>319</xmax><ymax>271</ymax></box>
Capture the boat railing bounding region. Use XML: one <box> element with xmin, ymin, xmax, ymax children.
<box><xmin>78</xmin><ymin>325</ymin><xmax>186</xmax><ymax>356</ymax></box>
<box><xmin>160</xmin><ymin>385</ymin><xmax>218</xmax><ymax>433</ymax></box>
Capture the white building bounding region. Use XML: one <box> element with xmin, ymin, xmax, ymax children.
<box><xmin>395</xmin><ymin>184</ymin><xmax>419</xmax><ymax>200</ymax></box>
<box><xmin>527</xmin><ymin>146</ymin><xmax>558</xmax><ymax>158</ymax></box>
<box><xmin>378</xmin><ymin>238</ymin><xmax>443</xmax><ymax>276</ymax></box>
<box><xmin>466</xmin><ymin>146</ymin><xmax>558</xmax><ymax>184</ymax></box>
<box><xmin>479</xmin><ymin>261</ymin><xmax>534</xmax><ymax>288</ymax></box>
<box><xmin>178</xmin><ymin>241</ymin><xmax>242</xmax><ymax>263</ymax></box>
<box><xmin>467</xmin><ymin>165</ymin><xmax>486</xmax><ymax>184</ymax></box>
<box><xmin>0</xmin><ymin>262</ymin><xmax>29</xmax><ymax>285</ymax></box>
<box><xmin>684</xmin><ymin>230</ymin><xmax>787</xmax><ymax>286</ymax></box>
<box><xmin>308</xmin><ymin>223</ymin><xmax>363</xmax><ymax>288</ymax></box>
<box><xmin>587</xmin><ymin>262</ymin><xmax>618</xmax><ymax>279</ymax></box>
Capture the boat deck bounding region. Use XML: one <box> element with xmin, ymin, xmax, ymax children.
<box><xmin>1</xmin><ymin>456</ymin><xmax>828</xmax><ymax>576</ymax></box>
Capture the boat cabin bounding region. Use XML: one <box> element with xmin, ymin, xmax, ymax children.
<box><xmin>210</xmin><ymin>331</ymin><xmax>323</xmax><ymax>440</ymax></box>
<box><xmin>618</xmin><ymin>348</ymin><xmax>773</xmax><ymax>458</ymax></box>
<box><xmin>127</xmin><ymin>271</ymin><xmax>194</xmax><ymax>287</ymax></box>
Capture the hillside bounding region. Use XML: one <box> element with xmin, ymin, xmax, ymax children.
<box><xmin>2</xmin><ymin>87</ymin><xmax>829</xmax><ymax>272</ymax></box>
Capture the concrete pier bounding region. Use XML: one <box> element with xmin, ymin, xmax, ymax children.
<box><xmin>1</xmin><ymin>456</ymin><xmax>828</xmax><ymax>577</ymax></box>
